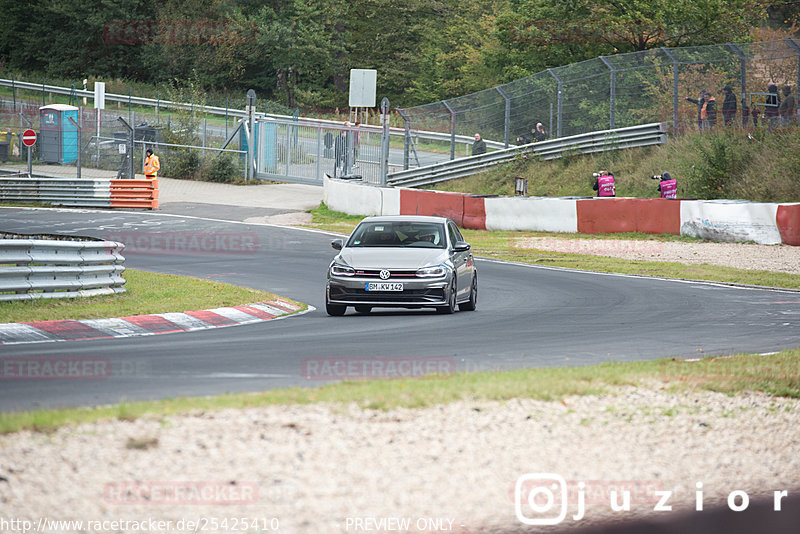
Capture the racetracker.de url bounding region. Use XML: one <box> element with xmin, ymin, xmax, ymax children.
<box><xmin>0</xmin><ymin>517</ymin><xmax>280</xmax><ymax>533</ymax></box>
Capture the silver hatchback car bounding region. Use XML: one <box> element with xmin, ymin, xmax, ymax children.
<box><xmin>325</xmin><ymin>216</ymin><xmax>477</xmax><ymax>316</ymax></box>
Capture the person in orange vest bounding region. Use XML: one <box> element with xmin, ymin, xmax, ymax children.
<box><xmin>144</xmin><ymin>149</ymin><xmax>160</xmax><ymax>179</ymax></box>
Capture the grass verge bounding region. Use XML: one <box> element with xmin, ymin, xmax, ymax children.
<box><xmin>2</xmin><ymin>349</ymin><xmax>798</xmax><ymax>435</ymax></box>
<box><xmin>0</xmin><ymin>269</ymin><xmax>303</xmax><ymax>323</ymax></box>
<box><xmin>305</xmin><ymin>205</ymin><xmax>800</xmax><ymax>290</ymax></box>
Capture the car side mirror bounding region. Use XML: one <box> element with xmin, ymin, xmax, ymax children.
<box><xmin>331</xmin><ymin>239</ymin><xmax>343</xmax><ymax>250</ymax></box>
<box><xmin>453</xmin><ymin>241</ymin><xmax>471</xmax><ymax>252</ymax></box>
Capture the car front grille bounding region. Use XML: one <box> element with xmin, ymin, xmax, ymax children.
<box><xmin>352</xmin><ymin>269</ymin><xmax>418</xmax><ymax>280</ymax></box>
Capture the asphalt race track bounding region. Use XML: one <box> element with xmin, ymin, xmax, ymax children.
<box><xmin>2</xmin><ymin>207</ymin><xmax>800</xmax><ymax>412</ymax></box>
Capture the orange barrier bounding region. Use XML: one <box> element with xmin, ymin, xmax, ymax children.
<box><xmin>776</xmin><ymin>205</ymin><xmax>800</xmax><ymax>246</ymax></box>
<box><xmin>110</xmin><ymin>179</ymin><xmax>159</xmax><ymax>209</ymax></box>
<box><xmin>399</xmin><ymin>189</ymin><xmax>487</xmax><ymax>229</ymax></box>
<box><xmin>577</xmin><ymin>198</ymin><xmax>680</xmax><ymax>235</ymax></box>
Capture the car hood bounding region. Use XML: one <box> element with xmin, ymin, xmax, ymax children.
<box><xmin>339</xmin><ymin>247</ymin><xmax>448</xmax><ymax>270</ymax></box>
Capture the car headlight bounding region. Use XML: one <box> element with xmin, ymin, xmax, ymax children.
<box><xmin>416</xmin><ymin>265</ymin><xmax>447</xmax><ymax>278</ymax></box>
<box><xmin>331</xmin><ymin>263</ymin><xmax>355</xmax><ymax>277</ymax></box>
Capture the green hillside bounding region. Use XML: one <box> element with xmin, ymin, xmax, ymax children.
<box><xmin>433</xmin><ymin>128</ymin><xmax>800</xmax><ymax>203</ymax></box>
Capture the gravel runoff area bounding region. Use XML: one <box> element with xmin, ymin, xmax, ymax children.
<box><xmin>513</xmin><ymin>237</ymin><xmax>800</xmax><ymax>276</ymax></box>
<box><xmin>2</xmin><ymin>388</ymin><xmax>799</xmax><ymax>533</ymax></box>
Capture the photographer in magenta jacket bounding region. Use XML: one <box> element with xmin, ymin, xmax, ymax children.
<box><xmin>652</xmin><ymin>171</ymin><xmax>677</xmax><ymax>199</ymax></box>
<box><xmin>592</xmin><ymin>171</ymin><xmax>616</xmax><ymax>197</ymax></box>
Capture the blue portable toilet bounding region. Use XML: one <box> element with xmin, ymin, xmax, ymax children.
<box><xmin>39</xmin><ymin>104</ymin><xmax>79</xmax><ymax>164</ymax></box>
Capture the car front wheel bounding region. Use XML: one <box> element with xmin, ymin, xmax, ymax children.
<box><xmin>460</xmin><ymin>274</ymin><xmax>477</xmax><ymax>311</ymax></box>
<box><xmin>436</xmin><ymin>279</ymin><xmax>457</xmax><ymax>314</ymax></box>
<box><xmin>326</xmin><ymin>300</ymin><xmax>347</xmax><ymax>316</ymax></box>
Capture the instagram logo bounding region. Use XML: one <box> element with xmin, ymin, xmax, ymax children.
<box><xmin>515</xmin><ymin>473</ymin><xmax>568</xmax><ymax>525</ymax></box>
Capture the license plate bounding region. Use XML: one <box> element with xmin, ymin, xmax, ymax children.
<box><xmin>365</xmin><ymin>282</ymin><xmax>403</xmax><ymax>292</ymax></box>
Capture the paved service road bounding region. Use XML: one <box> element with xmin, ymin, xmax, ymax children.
<box><xmin>1</xmin><ymin>207</ymin><xmax>800</xmax><ymax>411</ymax></box>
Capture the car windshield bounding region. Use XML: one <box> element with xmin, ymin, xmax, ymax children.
<box><xmin>347</xmin><ymin>221</ymin><xmax>446</xmax><ymax>248</ymax></box>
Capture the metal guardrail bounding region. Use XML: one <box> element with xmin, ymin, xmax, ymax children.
<box><xmin>0</xmin><ymin>176</ymin><xmax>112</xmax><ymax>206</ymax></box>
<box><xmin>0</xmin><ymin>238</ymin><xmax>126</xmax><ymax>301</ymax></box>
<box><xmin>0</xmin><ymin>175</ymin><xmax>159</xmax><ymax>209</ymax></box>
<box><xmin>386</xmin><ymin>122</ymin><xmax>667</xmax><ymax>188</ymax></box>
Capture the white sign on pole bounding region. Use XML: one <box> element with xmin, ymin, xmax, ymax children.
<box><xmin>94</xmin><ymin>81</ymin><xmax>106</xmax><ymax>110</ymax></box>
<box><xmin>348</xmin><ymin>69</ymin><xmax>377</xmax><ymax>108</ymax></box>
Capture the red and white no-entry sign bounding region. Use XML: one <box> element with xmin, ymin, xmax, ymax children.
<box><xmin>22</xmin><ymin>129</ymin><xmax>37</xmax><ymax>147</ymax></box>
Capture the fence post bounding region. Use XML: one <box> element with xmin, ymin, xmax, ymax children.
<box><xmin>727</xmin><ymin>43</ymin><xmax>747</xmax><ymax>121</ymax></box>
<box><xmin>398</xmin><ymin>108</ymin><xmax>411</xmax><ymax>170</ymax></box>
<box><xmin>786</xmin><ymin>39</ymin><xmax>800</xmax><ymax>116</ymax></box>
<box><xmin>496</xmin><ymin>86</ymin><xmax>511</xmax><ymax>148</ymax></box>
<box><xmin>380</xmin><ymin>97</ymin><xmax>390</xmax><ymax>186</ymax></box>
<box><xmin>246</xmin><ymin>89</ymin><xmax>256</xmax><ymax>182</ymax></box>
<box><xmin>661</xmin><ymin>47</ymin><xmax>679</xmax><ymax>135</ymax></box>
<box><xmin>11</xmin><ymin>75</ymin><xmax>15</xmax><ymax>112</ymax></box>
<box><xmin>600</xmin><ymin>56</ymin><xmax>616</xmax><ymax>130</ymax></box>
<box><xmin>547</xmin><ymin>68</ymin><xmax>563</xmax><ymax>138</ymax></box>
<box><xmin>442</xmin><ymin>100</ymin><xmax>456</xmax><ymax>160</ymax></box>
<box><xmin>117</xmin><ymin>116</ymin><xmax>134</xmax><ymax>179</ymax></box>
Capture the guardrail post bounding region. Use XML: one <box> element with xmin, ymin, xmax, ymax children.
<box><xmin>380</xmin><ymin>97</ymin><xmax>390</xmax><ymax>185</ymax></box>
<box><xmin>442</xmin><ymin>100</ymin><xmax>456</xmax><ymax>160</ymax></box>
<box><xmin>547</xmin><ymin>69</ymin><xmax>563</xmax><ymax>138</ymax></box>
<box><xmin>600</xmin><ymin>56</ymin><xmax>616</xmax><ymax>130</ymax></box>
<box><xmin>727</xmin><ymin>43</ymin><xmax>748</xmax><ymax>119</ymax></box>
<box><xmin>661</xmin><ymin>47</ymin><xmax>679</xmax><ymax>135</ymax></box>
<box><xmin>496</xmin><ymin>87</ymin><xmax>511</xmax><ymax>148</ymax></box>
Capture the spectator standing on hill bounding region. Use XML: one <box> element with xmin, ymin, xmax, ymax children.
<box><xmin>722</xmin><ymin>86</ymin><xmax>737</xmax><ymax>126</ymax></box>
<box><xmin>779</xmin><ymin>86</ymin><xmax>796</xmax><ymax>126</ymax></box>
<box><xmin>765</xmin><ymin>82</ymin><xmax>781</xmax><ymax>131</ymax></box>
<box><xmin>685</xmin><ymin>90</ymin><xmax>707</xmax><ymax>129</ymax></box>
<box><xmin>532</xmin><ymin>123</ymin><xmax>547</xmax><ymax>142</ymax></box>
<box><xmin>703</xmin><ymin>91</ymin><xmax>717</xmax><ymax>129</ymax></box>
<box><xmin>472</xmin><ymin>133</ymin><xmax>487</xmax><ymax>156</ymax></box>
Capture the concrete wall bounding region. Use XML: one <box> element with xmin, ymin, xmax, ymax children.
<box><xmin>323</xmin><ymin>176</ymin><xmax>799</xmax><ymax>245</ymax></box>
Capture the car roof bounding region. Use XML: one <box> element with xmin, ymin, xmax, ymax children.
<box><xmin>358</xmin><ymin>215</ymin><xmax>451</xmax><ymax>224</ymax></box>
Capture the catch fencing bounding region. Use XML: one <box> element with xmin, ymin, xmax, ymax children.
<box><xmin>0</xmin><ymin>237</ymin><xmax>126</xmax><ymax>301</ymax></box>
<box><xmin>398</xmin><ymin>38</ymin><xmax>800</xmax><ymax>146</ymax></box>
<box><xmin>0</xmin><ymin>104</ymin><xmax>247</xmax><ymax>182</ymax></box>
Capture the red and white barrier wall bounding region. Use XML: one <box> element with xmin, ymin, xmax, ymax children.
<box><xmin>323</xmin><ymin>177</ymin><xmax>800</xmax><ymax>245</ymax></box>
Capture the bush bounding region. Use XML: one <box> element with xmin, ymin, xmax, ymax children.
<box><xmin>207</xmin><ymin>154</ymin><xmax>239</xmax><ymax>183</ymax></box>
<box><xmin>164</xmin><ymin>150</ymin><xmax>201</xmax><ymax>180</ymax></box>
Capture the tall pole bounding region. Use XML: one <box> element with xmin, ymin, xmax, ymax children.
<box><xmin>496</xmin><ymin>87</ymin><xmax>511</xmax><ymax>148</ymax></box>
<box><xmin>380</xmin><ymin>97</ymin><xmax>390</xmax><ymax>186</ymax></box>
<box><xmin>443</xmin><ymin>100</ymin><xmax>456</xmax><ymax>160</ymax></box>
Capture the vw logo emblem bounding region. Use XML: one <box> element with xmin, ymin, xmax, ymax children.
<box><xmin>379</xmin><ymin>269</ymin><xmax>391</xmax><ymax>280</ymax></box>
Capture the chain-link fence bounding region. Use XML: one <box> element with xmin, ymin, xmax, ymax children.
<box><xmin>0</xmin><ymin>102</ymin><xmax>246</xmax><ymax>181</ymax></box>
<box><xmin>398</xmin><ymin>39</ymin><xmax>800</xmax><ymax>147</ymax></box>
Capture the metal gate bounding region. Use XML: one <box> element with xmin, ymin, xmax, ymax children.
<box><xmin>253</xmin><ymin>116</ymin><xmax>386</xmax><ymax>185</ymax></box>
